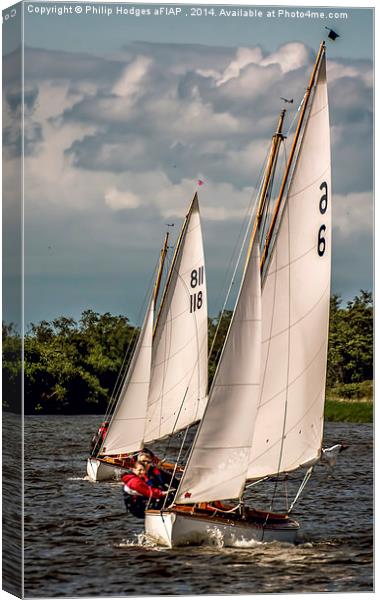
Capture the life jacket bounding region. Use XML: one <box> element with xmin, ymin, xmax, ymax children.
<box><xmin>122</xmin><ymin>473</ymin><xmax>164</xmax><ymax>518</ymax></box>
<box><xmin>90</xmin><ymin>422</ymin><xmax>109</xmax><ymax>454</ymax></box>
<box><xmin>99</xmin><ymin>423</ymin><xmax>108</xmax><ymax>440</ymax></box>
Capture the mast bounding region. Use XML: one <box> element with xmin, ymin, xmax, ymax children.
<box><xmin>153</xmin><ymin>192</ymin><xmax>198</xmax><ymax>337</ymax></box>
<box><xmin>153</xmin><ymin>232</ymin><xmax>169</xmax><ymax>308</ymax></box>
<box><xmin>244</xmin><ymin>109</ymin><xmax>286</xmax><ymax>272</ymax></box>
<box><xmin>261</xmin><ymin>41</ymin><xmax>326</xmax><ymax>269</ymax></box>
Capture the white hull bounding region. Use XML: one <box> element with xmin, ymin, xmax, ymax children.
<box><xmin>86</xmin><ymin>457</ymin><xmax>125</xmax><ymax>482</ymax></box>
<box><xmin>145</xmin><ymin>508</ymin><xmax>299</xmax><ymax>548</ymax></box>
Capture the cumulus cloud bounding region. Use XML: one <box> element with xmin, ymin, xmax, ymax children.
<box><xmin>112</xmin><ymin>55</ymin><xmax>152</xmax><ymax>97</ymax></box>
<box><xmin>12</xmin><ymin>40</ymin><xmax>373</xmax><ymax>211</ymax></box>
<box><xmin>261</xmin><ymin>42</ymin><xmax>312</xmax><ymax>73</ymax></box>
<box><xmin>105</xmin><ymin>187</ymin><xmax>141</xmax><ymax>210</ymax></box>
<box><xmin>216</xmin><ymin>43</ymin><xmax>311</xmax><ymax>88</ymax></box>
<box><xmin>216</xmin><ymin>46</ymin><xmax>264</xmax><ymax>86</ymax></box>
<box><xmin>3</xmin><ymin>39</ymin><xmax>372</xmax><ymax>321</ymax></box>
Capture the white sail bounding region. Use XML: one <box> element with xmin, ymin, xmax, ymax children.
<box><xmin>176</xmin><ymin>237</ymin><xmax>262</xmax><ymax>504</ymax></box>
<box><xmin>144</xmin><ymin>194</ymin><xmax>208</xmax><ymax>443</ymax></box>
<box><xmin>247</xmin><ymin>53</ymin><xmax>331</xmax><ymax>479</ymax></box>
<box><xmin>100</xmin><ymin>299</ymin><xmax>154</xmax><ymax>456</ymax></box>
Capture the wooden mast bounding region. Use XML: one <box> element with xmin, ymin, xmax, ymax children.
<box><xmin>153</xmin><ymin>232</ymin><xmax>169</xmax><ymax>308</ymax></box>
<box><xmin>153</xmin><ymin>192</ymin><xmax>198</xmax><ymax>337</ymax></box>
<box><xmin>260</xmin><ymin>41</ymin><xmax>326</xmax><ymax>270</ymax></box>
<box><xmin>244</xmin><ymin>108</ymin><xmax>286</xmax><ymax>271</ymax></box>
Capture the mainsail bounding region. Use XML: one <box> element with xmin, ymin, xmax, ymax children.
<box><xmin>176</xmin><ymin>236</ymin><xmax>262</xmax><ymax>504</ymax></box>
<box><xmin>144</xmin><ymin>193</ymin><xmax>208</xmax><ymax>443</ymax></box>
<box><xmin>100</xmin><ymin>299</ymin><xmax>154</xmax><ymax>456</ymax></box>
<box><xmin>175</xmin><ymin>44</ymin><xmax>331</xmax><ymax>504</ymax></box>
<box><xmin>247</xmin><ymin>51</ymin><xmax>331</xmax><ymax>479</ymax></box>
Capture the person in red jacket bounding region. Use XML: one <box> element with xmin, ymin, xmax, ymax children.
<box><xmin>89</xmin><ymin>421</ymin><xmax>109</xmax><ymax>455</ymax></box>
<box><xmin>122</xmin><ymin>462</ymin><xmax>168</xmax><ymax>518</ymax></box>
<box><xmin>137</xmin><ymin>452</ymin><xmax>178</xmax><ymax>491</ymax></box>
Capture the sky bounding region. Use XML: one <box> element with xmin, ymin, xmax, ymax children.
<box><xmin>2</xmin><ymin>1</ymin><xmax>374</xmax><ymax>327</ymax></box>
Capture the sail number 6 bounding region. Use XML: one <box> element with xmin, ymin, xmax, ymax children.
<box><xmin>317</xmin><ymin>182</ymin><xmax>328</xmax><ymax>257</ymax></box>
<box><xmin>190</xmin><ymin>266</ymin><xmax>204</xmax><ymax>313</ymax></box>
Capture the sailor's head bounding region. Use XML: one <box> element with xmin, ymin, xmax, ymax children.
<box><xmin>141</xmin><ymin>447</ymin><xmax>155</xmax><ymax>459</ymax></box>
<box><xmin>132</xmin><ymin>461</ymin><xmax>146</xmax><ymax>477</ymax></box>
<box><xmin>137</xmin><ymin>452</ymin><xmax>153</xmax><ymax>469</ymax></box>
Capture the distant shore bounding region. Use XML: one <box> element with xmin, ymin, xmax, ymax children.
<box><xmin>324</xmin><ymin>398</ymin><xmax>373</xmax><ymax>423</ymax></box>
<box><xmin>18</xmin><ymin>399</ymin><xmax>373</xmax><ymax>423</ymax></box>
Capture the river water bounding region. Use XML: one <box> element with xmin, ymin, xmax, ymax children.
<box><xmin>23</xmin><ymin>416</ymin><xmax>373</xmax><ymax>597</ymax></box>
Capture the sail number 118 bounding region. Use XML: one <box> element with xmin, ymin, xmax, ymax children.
<box><xmin>190</xmin><ymin>266</ymin><xmax>204</xmax><ymax>313</ymax></box>
<box><xmin>317</xmin><ymin>182</ymin><xmax>328</xmax><ymax>257</ymax></box>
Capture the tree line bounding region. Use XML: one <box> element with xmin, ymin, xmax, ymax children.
<box><xmin>2</xmin><ymin>291</ymin><xmax>373</xmax><ymax>414</ymax></box>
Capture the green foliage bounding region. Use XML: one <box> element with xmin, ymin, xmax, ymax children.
<box><xmin>324</xmin><ymin>400</ymin><xmax>373</xmax><ymax>423</ymax></box>
<box><xmin>327</xmin><ymin>380</ymin><xmax>373</xmax><ymax>401</ymax></box>
<box><xmin>208</xmin><ymin>310</ymin><xmax>233</xmax><ymax>388</ymax></box>
<box><xmin>4</xmin><ymin>311</ymin><xmax>136</xmax><ymax>414</ymax></box>
<box><xmin>2</xmin><ymin>323</ymin><xmax>22</xmax><ymax>411</ymax></box>
<box><xmin>208</xmin><ymin>291</ymin><xmax>373</xmax><ymax>405</ymax></box>
<box><xmin>2</xmin><ymin>291</ymin><xmax>373</xmax><ymax>415</ymax></box>
<box><xmin>327</xmin><ymin>291</ymin><xmax>373</xmax><ymax>387</ymax></box>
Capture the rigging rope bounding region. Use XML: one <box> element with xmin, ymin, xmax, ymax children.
<box><xmin>288</xmin><ymin>466</ymin><xmax>314</xmax><ymax>513</ymax></box>
<box><xmin>245</xmin><ymin>476</ymin><xmax>270</xmax><ymax>489</ymax></box>
<box><xmin>163</xmin><ymin>425</ymin><xmax>190</xmax><ymax>510</ymax></box>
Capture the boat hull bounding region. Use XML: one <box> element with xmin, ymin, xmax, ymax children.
<box><xmin>145</xmin><ymin>507</ymin><xmax>299</xmax><ymax>547</ymax></box>
<box><xmin>86</xmin><ymin>457</ymin><xmax>125</xmax><ymax>482</ymax></box>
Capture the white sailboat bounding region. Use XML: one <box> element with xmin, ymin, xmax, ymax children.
<box><xmin>87</xmin><ymin>193</ymin><xmax>209</xmax><ymax>481</ymax></box>
<box><xmin>145</xmin><ymin>41</ymin><xmax>332</xmax><ymax>547</ymax></box>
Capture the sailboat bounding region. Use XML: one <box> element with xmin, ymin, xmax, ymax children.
<box><xmin>87</xmin><ymin>193</ymin><xmax>209</xmax><ymax>481</ymax></box>
<box><xmin>145</xmin><ymin>41</ymin><xmax>332</xmax><ymax>546</ymax></box>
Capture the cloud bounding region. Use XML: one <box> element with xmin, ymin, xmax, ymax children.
<box><xmin>2</xmin><ymin>40</ymin><xmax>371</xmax><ymax>322</ymax></box>
<box><xmin>216</xmin><ymin>46</ymin><xmax>264</xmax><ymax>86</ymax></box>
<box><xmin>260</xmin><ymin>42</ymin><xmax>312</xmax><ymax>73</ymax></box>
<box><xmin>216</xmin><ymin>43</ymin><xmax>311</xmax><ymax>88</ymax></box>
<box><xmin>104</xmin><ymin>187</ymin><xmax>141</xmax><ymax>210</ymax></box>
<box><xmin>112</xmin><ymin>55</ymin><xmax>153</xmax><ymax>97</ymax></box>
<box><xmin>13</xmin><ymin>40</ymin><xmax>373</xmax><ymax>208</ymax></box>
<box><xmin>24</xmin><ymin>46</ymin><xmax>123</xmax><ymax>87</ymax></box>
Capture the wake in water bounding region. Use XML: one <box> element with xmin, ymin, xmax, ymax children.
<box><xmin>117</xmin><ymin>532</ymin><xmax>164</xmax><ymax>549</ymax></box>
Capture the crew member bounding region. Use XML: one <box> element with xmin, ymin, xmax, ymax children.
<box><xmin>138</xmin><ymin>452</ymin><xmax>179</xmax><ymax>490</ymax></box>
<box><xmin>122</xmin><ymin>461</ymin><xmax>168</xmax><ymax>519</ymax></box>
<box><xmin>89</xmin><ymin>421</ymin><xmax>109</xmax><ymax>455</ymax></box>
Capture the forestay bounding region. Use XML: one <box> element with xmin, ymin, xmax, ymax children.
<box><xmin>100</xmin><ymin>300</ymin><xmax>154</xmax><ymax>456</ymax></box>
<box><xmin>144</xmin><ymin>194</ymin><xmax>208</xmax><ymax>443</ymax></box>
<box><xmin>176</xmin><ymin>237</ymin><xmax>262</xmax><ymax>504</ymax></box>
<box><xmin>248</xmin><ymin>53</ymin><xmax>331</xmax><ymax>479</ymax></box>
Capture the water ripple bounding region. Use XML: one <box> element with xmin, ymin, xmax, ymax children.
<box><xmin>22</xmin><ymin>417</ymin><xmax>373</xmax><ymax>596</ymax></box>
